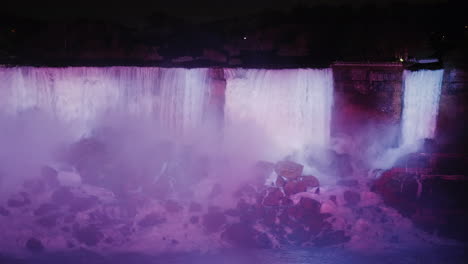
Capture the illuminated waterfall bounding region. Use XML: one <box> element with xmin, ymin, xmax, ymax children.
<box><xmin>0</xmin><ymin>67</ymin><xmax>211</xmax><ymax>137</ymax></box>
<box><xmin>224</xmin><ymin>68</ymin><xmax>334</xmax><ymax>157</ymax></box>
<box><xmin>401</xmin><ymin>69</ymin><xmax>444</xmax><ymax>147</ymax></box>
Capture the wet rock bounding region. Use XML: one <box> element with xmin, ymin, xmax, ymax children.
<box><xmin>7</xmin><ymin>192</ymin><xmax>31</xmax><ymax>208</ymax></box>
<box><xmin>165</xmin><ymin>200</ymin><xmax>183</xmax><ymax>213</ymax></box>
<box><xmin>190</xmin><ymin>216</ymin><xmax>199</xmax><ymax>224</ymax></box>
<box><xmin>300</xmin><ymin>175</ymin><xmax>320</xmax><ymax>188</ymax></box>
<box><xmin>344</xmin><ymin>190</ymin><xmax>361</xmax><ymax>206</ymax></box>
<box><xmin>202</xmin><ymin>211</ymin><xmax>226</xmax><ymax>233</ymax></box>
<box><xmin>26</xmin><ymin>238</ymin><xmax>44</xmax><ymax>253</ymax></box>
<box><xmin>299</xmin><ymin>197</ymin><xmax>321</xmax><ymax>213</ymax></box>
<box><xmin>275</xmin><ymin>175</ymin><xmax>286</xmax><ymax>187</ymax></box>
<box><xmin>0</xmin><ymin>206</ymin><xmax>10</xmax><ymax>216</ymax></box>
<box><xmin>51</xmin><ymin>187</ymin><xmax>75</xmax><ymax>205</ymax></box>
<box><xmin>222</xmin><ymin>223</ymin><xmax>272</xmax><ymax>248</ymax></box>
<box><xmin>138</xmin><ymin>212</ymin><xmax>166</xmax><ymax>228</ymax></box>
<box><xmin>262</xmin><ymin>187</ymin><xmax>284</xmax><ymax>206</ymax></box>
<box><xmin>189</xmin><ymin>202</ymin><xmax>203</xmax><ymax>212</ymax></box>
<box><xmin>73</xmin><ymin>225</ymin><xmax>103</xmax><ymax>246</ymax></box>
<box><xmin>280</xmin><ymin>197</ymin><xmax>294</xmax><ymax>206</ymax></box>
<box><xmin>274</xmin><ymin>160</ymin><xmax>303</xmax><ymax>180</ymax></box>
<box><xmin>314</xmin><ymin>230</ymin><xmax>350</xmax><ymax>246</ymax></box>
<box><xmin>34</xmin><ymin>203</ymin><xmax>59</xmax><ymax>216</ymax></box>
<box><xmin>283</xmin><ymin>181</ymin><xmax>307</xmax><ymax>196</ymax></box>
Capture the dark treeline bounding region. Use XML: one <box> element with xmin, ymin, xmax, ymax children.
<box><xmin>0</xmin><ymin>1</ymin><xmax>466</xmax><ymax>67</ymax></box>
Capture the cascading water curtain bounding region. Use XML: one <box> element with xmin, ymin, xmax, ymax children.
<box><xmin>401</xmin><ymin>69</ymin><xmax>444</xmax><ymax>147</ymax></box>
<box><xmin>224</xmin><ymin>68</ymin><xmax>334</xmax><ymax>158</ymax></box>
<box><xmin>0</xmin><ymin>67</ymin><xmax>211</xmax><ymax>138</ymax></box>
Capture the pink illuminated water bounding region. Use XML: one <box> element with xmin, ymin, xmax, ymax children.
<box><xmin>224</xmin><ymin>68</ymin><xmax>334</xmax><ymax>159</ymax></box>
<box><xmin>401</xmin><ymin>69</ymin><xmax>444</xmax><ymax>147</ymax></box>
<box><xmin>0</xmin><ymin>67</ymin><xmax>211</xmax><ymax>138</ymax></box>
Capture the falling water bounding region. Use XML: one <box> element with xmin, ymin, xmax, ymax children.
<box><xmin>224</xmin><ymin>68</ymin><xmax>334</xmax><ymax>158</ymax></box>
<box><xmin>401</xmin><ymin>69</ymin><xmax>444</xmax><ymax>147</ymax></box>
<box><xmin>0</xmin><ymin>67</ymin><xmax>211</xmax><ymax>138</ymax></box>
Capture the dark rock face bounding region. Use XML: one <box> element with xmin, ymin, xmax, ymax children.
<box><xmin>73</xmin><ymin>225</ymin><xmax>103</xmax><ymax>246</ymax></box>
<box><xmin>274</xmin><ymin>161</ymin><xmax>303</xmax><ymax>180</ymax></box>
<box><xmin>25</xmin><ymin>238</ymin><xmax>44</xmax><ymax>253</ymax></box>
<box><xmin>202</xmin><ymin>211</ymin><xmax>226</xmax><ymax>233</ymax></box>
<box><xmin>138</xmin><ymin>213</ymin><xmax>166</xmax><ymax>228</ymax></box>
<box><xmin>343</xmin><ymin>190</ymin><xmax>361</xmax><ymax>206</ymax></box>
<box><xmin>0</xmin><ymin>206</ymin><xmax>10</xmax><ymax>216</ymax></box>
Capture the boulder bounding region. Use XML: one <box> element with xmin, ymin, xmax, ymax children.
<box><xmin>300</xmin><ymin>175</ymin><xmax>320</xmax><ymax>188</ymax></box>
<box><xmin>262</xmin><ymin>187</ymin><xmax>284</xmax><ymax>206</ymax></box>
<box><xmin>275</xmin><ymin>175</ymin><xmax>286</xmax><ymax>187</ymax></box>
<box><xmin>283</xmin><ymin>181</ymin><xmax>307</xmax><ymax>196</ymax></box>
<box><xmin>274</xmin><ymin>161</ymin><xmax>303</xmax><ymax>180</ymax></box>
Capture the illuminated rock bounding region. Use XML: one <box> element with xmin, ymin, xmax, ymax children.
<box><xmin>274</xmin><ymin>160</ymin><xmax>303</xmax><ymax>180</ymax></box>
<box><xmin>262</xmin><ymin>187</ymin><xmax>284</xmax><ymax>206</ymax></box>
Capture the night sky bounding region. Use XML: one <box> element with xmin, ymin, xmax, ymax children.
<box><xmin>3</xmin><ymin>0</ymin><xmax>451</xmax><ymax>22</ymax></box>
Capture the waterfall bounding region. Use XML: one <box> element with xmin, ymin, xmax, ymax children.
<box><xmin>401</xmin><ymin>69</ymin><xmax>444</xmax><ymax>147</ymax></box>
<box><xmin>224</xmin><ymin>68</ymin><xmax>334</xmax><ymax>158</ymax></box>
<box><xmin>0</xmin><ymin>67</ymin><xmax>211</xmax><ymax>138</ymax></box>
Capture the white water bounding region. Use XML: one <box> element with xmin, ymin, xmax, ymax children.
<box><xmin>401</xmin><ymin>69</ymin><xmax>444</xmax><ymax>147</ymax></box>
<box><xmin>0</xmin><ymin>67</ymin><xmax>211</xmax><ymax>138</ymax></box>
<box><xmin>223</xmin><ymin>69</ymin><xmax>334</xmax><ymax>159</ymax></box>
